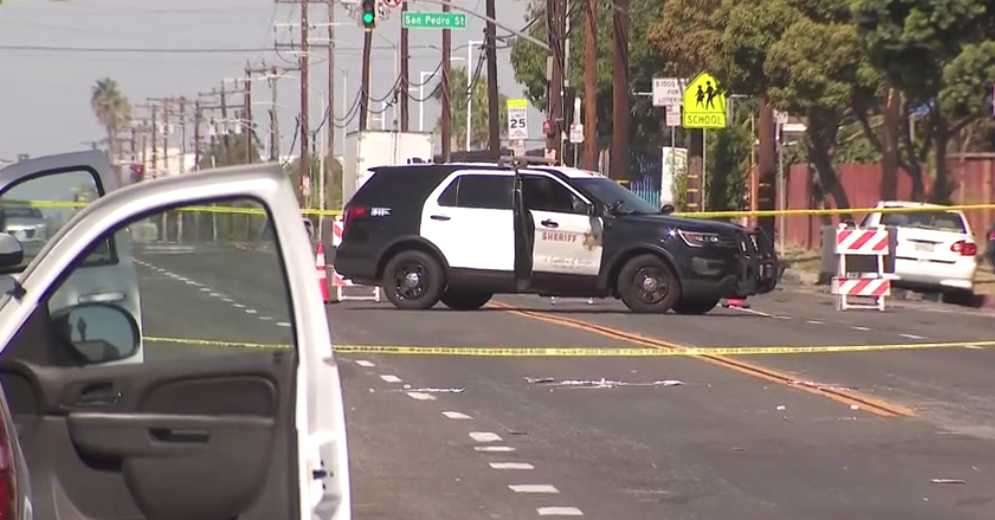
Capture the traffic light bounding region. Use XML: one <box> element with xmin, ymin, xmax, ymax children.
<box><xmin>361</xmin><ymin>0</ymin><xmax>376</xmax><ymax>30</ymax></box>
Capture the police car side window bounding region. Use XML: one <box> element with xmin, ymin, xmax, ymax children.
<box><xmin>521</xmin><ymin>176</ymin><xmax>586</xmax><ymax>214</ymax></box>
<box><xmin>437</xmin><ymin>174</ymin><xmax>512</xmax><ymax>210</ymax></box>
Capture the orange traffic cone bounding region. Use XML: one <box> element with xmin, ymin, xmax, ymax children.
<box><xmin>315</xmin><ymin>243</ymin><xmax>330</xmax><ymax>303</ymax></box>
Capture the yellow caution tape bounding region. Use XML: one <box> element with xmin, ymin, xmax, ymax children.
<box><xmin>142</xmin><ymin>336</ymin><xmax>995</xmax><ymax>356</ymax></box>
<box><xmin>14</xmin><ymin>199</ymin><xmax>995</xmax><ymax>220</ymax></box>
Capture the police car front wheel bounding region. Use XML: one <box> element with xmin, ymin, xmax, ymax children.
<box><xmin>617</xmin><ymin>254</ymin><xmax>681</xmax><ymax>314</ymax></box>
<box><xmin>382</xmin><ymin>250</ymin><xmax>446</xmax><ymax>310</ymax></box>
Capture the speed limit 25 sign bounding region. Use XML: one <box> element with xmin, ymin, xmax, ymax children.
<box><xmin>506</xmin><ymin>98</ymin><xmax>528</xmax><ymax>140</ymax></box>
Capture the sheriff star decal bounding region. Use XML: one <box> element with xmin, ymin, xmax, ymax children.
<box><xmin>583</xmin><ymin>230</ymin><xmax>599</xmax><ymax>251</ymax></box>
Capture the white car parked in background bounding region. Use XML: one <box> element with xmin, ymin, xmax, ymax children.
<box><xmin>860</xmin><ymin>201</ymin><xmax>978</xmax><ymax>296</ymax></box>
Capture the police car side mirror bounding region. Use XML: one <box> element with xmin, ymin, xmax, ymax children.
<box><xmin>660</xmin><ymin>204</ymin><xmax>675</xmax><ymax>215</ymax></box>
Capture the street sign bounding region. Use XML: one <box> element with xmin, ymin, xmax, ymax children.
<box><xmin>569</xmin><ymin>124</ymin><xmax>584</xmax><ymax>144</ymax></box>
<box><xmin>774</xmin><ymin>110</ymin><xmax>788</xmax><ymax>125</ymax></box>
<box><xmin>382</xmin><ymin>0</ymin><xmax>403</xmax><ymax>7</ymax></box>
<box><xmin>402</xmin><ymin>11</ymin><xmax>467</xmax><ymax>29</ymax></box>
<box><xmin>652</xmin><ymin>78</ymin><xmax>685</xmax><ymax>107</ymax></box>
<box><xmin>510</xmin><ymin>139</ymin><xmax>526</xmax><ymax>156</ymax></box>
<box><xmin>682</xmin><ymin>72</ymin><xmax>727</xmax><ymax>129</ymax></box>
<box><xmin>507</xmin><ymin>98</ymin><xmax>528</xmax><ymax>140</ymax></box>
<box><xmin>664</xmin><ymin>105</ymin><xmax>681</xmax><ymax>127</ymax></box>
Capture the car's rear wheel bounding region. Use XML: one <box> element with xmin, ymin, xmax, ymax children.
<box><xmin>382</xmin><ymin>250</ymin><xmax>445</xmax><ymax>310</ymax></box>
<box><xmin>440</xmin><ymin>291</ymin><xmax>493</xmax><ymax>310</ymax></box>
<box><xmin>672</xmin><ymin>297</ymin><xmax>720</xmax><ymax>315</ymax></box>
<box><xmin>617</xmin><ymin>254</ymin><xmax>681</xmax><ymax>313</ymax></box>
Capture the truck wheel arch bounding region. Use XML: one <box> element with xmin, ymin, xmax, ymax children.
<box><xmin>376</xmin><ymin>237</ymin><xmax>450</xmax><ymax>280</ymax></box>
<box><xmin>604</xmin><ymin>245</ymin><xmax>683</xmax><ymax>297</ymax></box>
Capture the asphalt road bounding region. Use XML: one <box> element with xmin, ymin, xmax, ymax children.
<box><xmin>138</xmin><ymin>248</ymin><xmax>995</xmax><ymax>520</ymax></box>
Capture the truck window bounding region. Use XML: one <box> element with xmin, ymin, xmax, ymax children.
<box><xmin>0</xmin><ymin>170</ymin><xmax>114</xmax><ymax>271</ymax></box>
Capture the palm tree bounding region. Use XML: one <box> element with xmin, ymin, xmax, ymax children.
<box><xmin>431</xmin><ymin>65</ymin><xmax>508</xmax><ymax>151</ymax></box>
<box><xmin>90</xmin><ymin>78</ymin><xmax>132</xmax><ymax>161</ymax></box>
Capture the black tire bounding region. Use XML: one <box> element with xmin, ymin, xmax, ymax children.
<box><xmin>440</xmin><ymin>291</ymin><xmax>493</xmax><ymax>310</ymax></box>
<box><xmin>617</xmin><ymin>254</ymin><xmax>682</xmax><ymax>313</ymax></box>
<box><xmin>381</xmin><ymin>250</ymin><xmax>445</xmax><ymax>310</ymax></box>
<box><xmin>672</xmin><ymin>297</ymin><xmax>720</xmax><ymax>315</ymax></box>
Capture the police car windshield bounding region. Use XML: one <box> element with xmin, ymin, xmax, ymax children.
<box><xmin>572</xmin><ymin>178</ymin><xmax>660</xmax><ymax>214</ymax></box>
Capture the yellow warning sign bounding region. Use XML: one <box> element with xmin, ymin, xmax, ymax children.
<box><xmin>682</xmin><ymin>72</ymin><xmax>727</xmax><ymax>129</ymax></box>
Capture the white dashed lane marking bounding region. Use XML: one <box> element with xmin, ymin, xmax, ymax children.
<box><xmin>475</xmin><ymin>446</ymin><xmax>515</xmax><ymax>452</ymax></box>
<box><xmin>490</xmin><ymin>462</ymin><xmax>534</xmax><ymax>470</ymax></box>
<box><xmin>537</xmin><ymin>506</ymin><xmax>584</xmax><ymax>516</ymax></box>
<box><xmin>380</xmin><ymin>375</ymin><xmax>402</xmax><ymax>383</ymax></box>
<box><xmin>136</xmin><ymin>260</ymin><xmax>298</xmax><ymax>328</ymax></box>
<box><xmin>406</xmin><ymin>392</ymin><xmax>436</xmax><ymax>401</ymax></box>
<box><xmin>852</xmin><ymin>326</ymin><xmax>871</xmax><ymax>331</ymax></box>
<box><xmin>442</xmin><ymin>411</ymin><xmax>473</xmax><ymax>420</ymax></box>
<box><xmin>355</xmin><ymin>360</ymin><xmax>375</xmax><ymax>367</ymax></box>
<box><xmin>509</xmin><ymin>484</ymin><xmax>559</xmax><ymax>493</ymax></box>
<box><xmin>900</xmin><ymin>333</ymin><xmax>926</xmax><ymax>340</ymax></box>
<box><xmin>469</xmin><ymin>432</ymin><xmax>502</xmax><ymax>443</ymax></box>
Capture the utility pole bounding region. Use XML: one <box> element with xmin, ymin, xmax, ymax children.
<box><xmin>178</xmin><ymin>98</ymin><xmax>188</xmax><ymax>173</ymax></box>
<box><xmin>583</xmin><ymin>0</ymin><xmax>597</xmax><ymax>170</ymax></box>
<box><xmin>545</xmin><ymin>0</ymin><xmax>565</xmax><ymax>162</ymax></box>
<box><xmin>149</xmin><ymin>102</ymin><xmax>159</xmax><ymax>175</ymax></box>
<box><xmin>162</xmin><ymin>99</ymin><xmax>170</xmax><ymax>172</ymax></box>
<box><xmin>193</xmin><ymin>101</ymin><xmax>202</xmax><ymax>170</ymax></box>
<box><xmin>441</xmin><ymin>0</ymin><xmax>452</xmax><ymax>161</ymax></box>
<box><xmin>270</xmin><ymin>66</ymin><xmax>281</xmax><ymax>161</ymax></box>
<box><xmin>327</xmin><ymin>0</ymin><xmax>336</xmax><ymax>156</ymax></box>
<box><xmin>400</xmin><ymin>0</ymin><xmax>410</xmax><ymax>131</ymax></box>
<box><xmin>485</xmin><ymin>0</ymin><xmax>500</xmax><ymax>158</ymax></box>
<box><xmin>611</xmin><ymin>0</ymin><xmax>630</xmax><ymax>181</ymax></box>
<box><xmin>300</xmin><ymin>1</ymin><xmax>311</xmax><ymax>200</ymax></box>
<box><xmin>275</xmin><ymin>0</ymin><xmax>311</xmax><ymax>202</ymax></box>
<box><xmin>244</xmin><ymin>68</ymin><xmax>254</xmax><ymax>164</ymax></box>
<box><xmin>359</xmin><ymin>28</ymin><xmax>373</xmax><ymax>131</ymax></box>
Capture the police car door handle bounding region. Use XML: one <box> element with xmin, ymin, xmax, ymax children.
<box><xmin>430</xmin><ymin>214</ymin><xmax>451</xmax><ymax>221</ymax></box>
<box><xmin>541</xmin><ymin>219</ymin><xmax>559</xmax><ymax>228</ymax></box>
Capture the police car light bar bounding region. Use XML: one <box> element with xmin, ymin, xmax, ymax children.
<box><xmin>497</xmin><ymin>155</ymin><xmax>559</xmax><ymax>169</ymax></box>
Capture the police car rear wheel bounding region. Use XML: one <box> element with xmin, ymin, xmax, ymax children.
<box><xmin>382</xmin><ymin>250</ymin><xmax>445</xmax><ymax>310</ymax></box>
<box><xmin>672</xmin><ymin>298</ymin><xmax>720</xmax><ymax>315</ymax></box>
<box><xmin>617</xmin><ymin>254</ymin><xmax>681</xmax><ymax>314</ymax></box>
<box><xmin>440</xmin><ymin>291</ymin><xmax>493</xmax><ymax>310</ymax></box>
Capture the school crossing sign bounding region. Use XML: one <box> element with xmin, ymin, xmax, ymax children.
<box><xmin>682</xmin><ymin>72</ymin><xmax>727</xmax><ymax>129</ymax></box>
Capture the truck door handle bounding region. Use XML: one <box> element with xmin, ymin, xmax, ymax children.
<box><xmin>541</xmin><ymin>219</ymin><xmax>559</xmax><ymax>228</ymax></box>
<box><xmin>76</xmin><ymin>383</ymin><xmax>122</xmax><ymax>406</ymax></box>
<box><xmin>430</xmin><ymin>215</ymin><xmax>451</xmax><ymax>221</ymax></box>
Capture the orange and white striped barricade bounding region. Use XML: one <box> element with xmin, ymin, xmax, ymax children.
<box><xmin>832</xmin><ymin>225</ymin><xmax>890</xmax><ymax>311</ymax></box>
<box><xmin>328</xmin><ymin>217</ymin><xmax>381</xmax><ymax>303</ymax></box>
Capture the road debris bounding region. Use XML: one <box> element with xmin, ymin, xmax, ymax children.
<box><xmin>789</xmin><ymin>379</ymin><xmax>857</xmax><ymax>391</ymax></box>
<box><xmin>930</xmin><ymin>478</ymin><xmax>967</xmax><ymax>485</ymax></box>
<box><xmin>395</xmin><ymin>387</ymin><xmax>465</xmax><ymax>394</ymax></box>
<box><xmin>524</xmin><ymin>377</ymin><xmax>684</xmax><ymax>389</ymax></box>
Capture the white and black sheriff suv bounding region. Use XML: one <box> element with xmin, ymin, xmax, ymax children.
<box><xmin>334</xmin><ymin>160</ymin><xmax>778</xmax><ymax>314</ymax></box>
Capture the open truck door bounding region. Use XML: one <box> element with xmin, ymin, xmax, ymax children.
<box><xmin>0</xmin><ymin>163</ymin><xmax>350</xmax><ymax>520</ymax></box>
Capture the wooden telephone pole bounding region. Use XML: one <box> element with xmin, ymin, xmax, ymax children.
<box><xmin>275</xmin><ymin>0</ymin><xmax>311</xmax><ymax>203</ymax></box>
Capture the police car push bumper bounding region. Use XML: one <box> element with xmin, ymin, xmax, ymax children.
<box><xmin>670</xmin><ymin>227</ymin><xmax>777</xmax><ymax>299</ymax></box>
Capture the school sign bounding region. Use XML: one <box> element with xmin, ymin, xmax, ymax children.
<box><xmin>682</xmin><ymin>72</ymin><xmax>727</xmax><ymax>129</ymax></box>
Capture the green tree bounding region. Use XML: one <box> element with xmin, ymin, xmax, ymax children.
<box><xmin>852</xmin><ymin>0</ymin><xmax>995</xmax><ymax>203</ymax></box>
<box><xmin>431</xmin><ymin>65</ymin><xmax>509</xmax><ymax>151</ymax></box>
<box><xmin>508</xmin><ymin>0</ymin><xmax>666</xmax><ymax>147</ymax></box>
<box><xmin>650</xmin><ymin>0</ymin><xmax>879</xmax><ymax>217</ymax></box>
<box><xmin>90</xmin><ymin>78</ymin><xmax>132</xmax><ymax>161</ymax></box>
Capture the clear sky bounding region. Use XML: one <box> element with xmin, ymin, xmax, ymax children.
<box><xmin>0</xmin><ymin>0</ymin><xmax>544</xmax><ymax>160</ymax></box>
